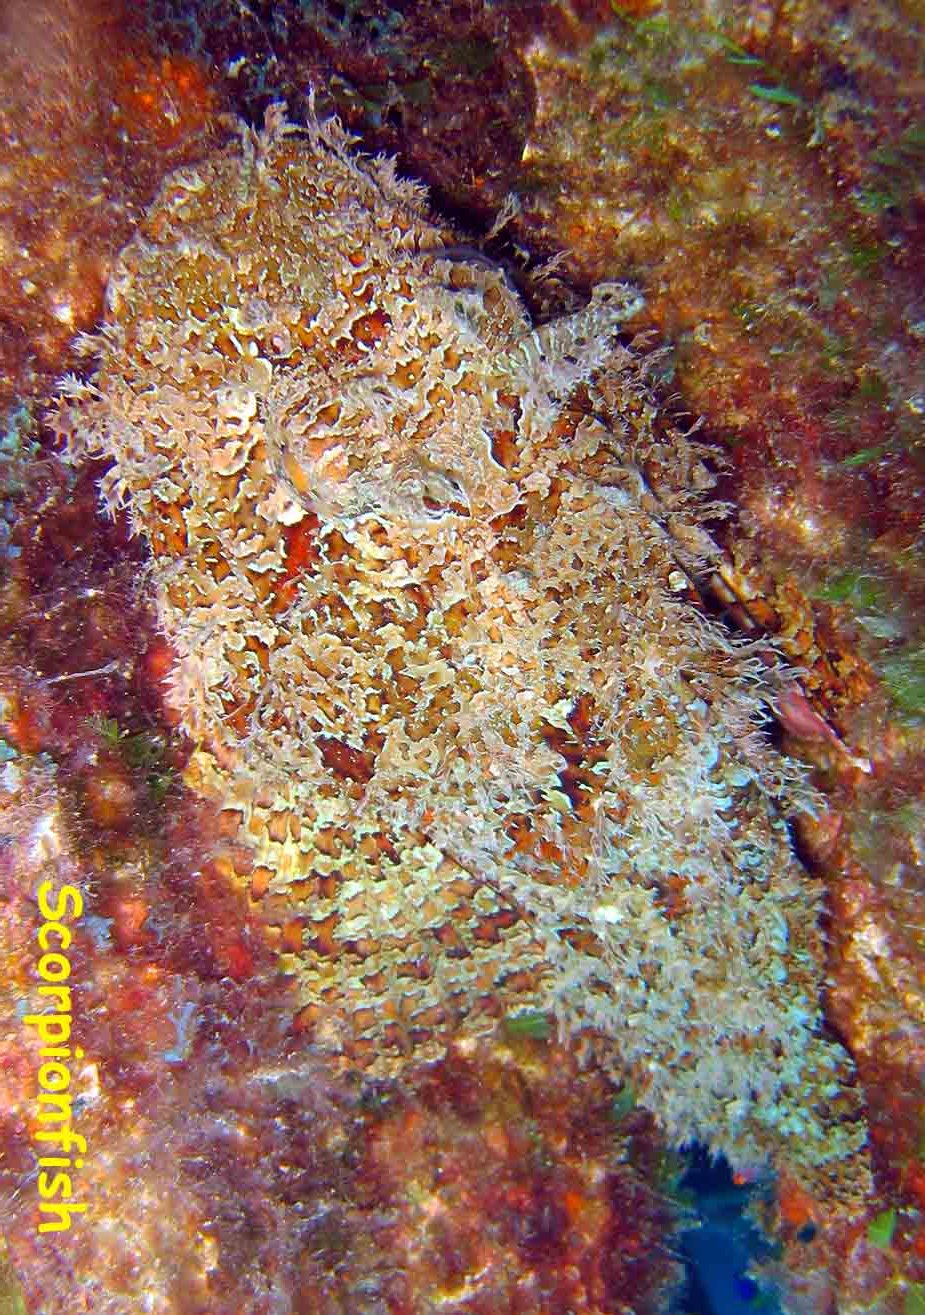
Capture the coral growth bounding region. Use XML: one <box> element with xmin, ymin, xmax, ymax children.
<box><xmin>53</xmin><ymin>103</ymin><xmax>868</xmax><ymax>1184</ymax></box>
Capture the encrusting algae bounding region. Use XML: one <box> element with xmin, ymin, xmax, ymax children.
<box><xmin>53</xmin><ymin>103</ymin><xmax>867</xmax><ymax>1182</ymax></box>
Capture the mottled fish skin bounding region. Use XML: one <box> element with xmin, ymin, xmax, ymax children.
<box><xmin>54</xmin><ymin>104</ymin><xmax>867</xmax><ymax>1184</ymax></box>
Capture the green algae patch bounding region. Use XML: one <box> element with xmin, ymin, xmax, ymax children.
<box><xmin>867</xmin><ymin>1207</ymin><xmax>897</xmax><ymax>1249</ymax></box>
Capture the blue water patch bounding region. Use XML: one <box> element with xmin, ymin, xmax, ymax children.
<box><xmin>674</xmin><ymin>1148</ymin><xmax>782</xmax><ymax>1315</ymax></box>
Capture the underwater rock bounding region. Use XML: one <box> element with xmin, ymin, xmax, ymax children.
<box><xmin>53</xmin><ymin>103</ymin><xmax>867</xmax><ymax>1179</ymax></box>
<box><xmin>0</xmin><ymin>0</ymin><xmax>217</xmax><ymax>412</ymax></box>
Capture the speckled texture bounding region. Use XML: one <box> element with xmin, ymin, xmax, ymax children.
<box><xmin>0</xmin><ymin>0</ymin><xmax>217</xmax><ymax>413</ymax></box>
<box><xmin>54</xmin><ymin>104</ymin><xmax>868</xmax><ymax>1178</ymax></box>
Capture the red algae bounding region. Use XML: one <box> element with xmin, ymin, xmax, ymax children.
<box><xmin>113</xmin><ymin>51</ymin><xmax>218</xmax><ymax>150</ymax></box>
<box><xmin>354</xmin><ymin>1044</ymin><xmax>683</xmax><ymax>1315</ymax></box>
<box><xmin>0</xmin><ymin>0</ymin><xmax>219</xmax><ymax>411</ymax></box>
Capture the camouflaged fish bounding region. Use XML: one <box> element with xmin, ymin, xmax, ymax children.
<box><xmin>54</xmin><ymin>104</ymin><xmax>867</xmax><ymax>1180</ymax></box>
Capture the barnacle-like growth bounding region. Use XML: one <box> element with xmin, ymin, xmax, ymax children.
<box><xmin>54</xmin><ymin>104</ymin><xmax>867</xmax><ymax>1179</ymax></box>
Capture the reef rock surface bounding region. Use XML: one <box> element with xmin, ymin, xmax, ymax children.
<box><xmin>53</xmin><ymin>105</ymin><xmax>866</xmax><ymax>1177</ymax></box>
